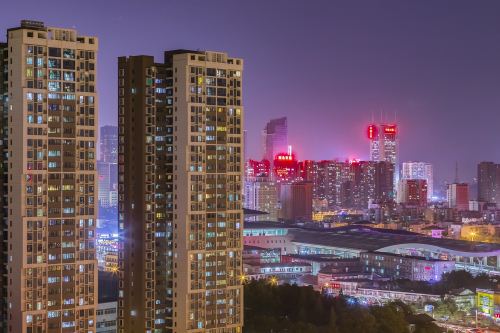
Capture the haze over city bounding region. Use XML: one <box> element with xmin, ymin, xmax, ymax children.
<box><xmin>2</xmin><ymin>0</ymin><xmax>500</xmax><ymax>188</ymax></box>
<box><xmin>1</xmin><ymin>1</ymin><xmax>500</xmax><ymax>333</ymax></box>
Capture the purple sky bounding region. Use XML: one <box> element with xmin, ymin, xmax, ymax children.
<box><xmin>2</xmin><ymin>0</ymin><xmax>500</xmax><ymax>193</ymax></box>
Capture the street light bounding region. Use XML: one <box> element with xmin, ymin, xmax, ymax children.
<box><xmin>269</xmin><ymin>276</ymin><xmax>278</xmax><ymax>286</ymax></box>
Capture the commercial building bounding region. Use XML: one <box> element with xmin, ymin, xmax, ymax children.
<box><xmin>447</xmin><ymin>183</ymin><xmax>469</xmax><ymax>211</ymax></box>
<box><xmin>361</xmin><ymin>251</ymin><xmax>454</xmax><ymax>281</ymax></box>
<box><xmin>118</xmin><ymin>50</ymin><xmax>244</xmax><ymax>332</ymax></box>
<box><xmin>0</xmin><ymin>20</ymin><xmax>98</xmax><ymax>332</ymax></box>
<box><xmin>367</xmin><ymin>124</ymin><xmax>399</xmax><ymax>187</ymax></box>
<box><xmin>97</xmin><ymin>160</ymin><xmax>117</xmax><ymax>208</ymax></box>
<box><xmin>99</xmin><ymin>125</ymin><xmax>117</xmax><ymax>163</ymax></box>
<box><xmin>478</xmin><ymin>161</ymin><xmax>499</xmax><ymax>204</ymax></box>
<box><xmin>476</xmin><ymin>288</ymin><xmax>500</xmax><ymax>321</ymax></box>
<box><xmin>397</xmin><ymin>179</ymin><xmax>428</xmax><ymax>207</ymax></box>
<box><xmin>401</xmin><ymin>162</ymin><xmax>433</xmax><ymax>200</ymax></box>
<box><xmin>262</xmin><ymin>117</ymin><xmax>287</xmax><ymax>163</ymax></box>
<box><xmin>280</xmin><ymin>181</ymin><xmax>313</xmax><ymax>221</ymax></box>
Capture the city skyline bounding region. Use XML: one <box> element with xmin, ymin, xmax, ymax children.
<box><xmin>2</xmin><ymin>0</ymin><xmax>500</xmax><ymax>187</ymax></box>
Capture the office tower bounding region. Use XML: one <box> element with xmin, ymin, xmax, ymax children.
<box><xmin>97</xmin><ymin>161</ymin><xmax>118</xmax><ymax>208</ymax></box>
<box><xmin>273</xmin><ymin>146</ymin><xmax>299</xmax><ymax>182</ymax></box>
<box><xmin>280</xmin><ymin>181</ymin><xmax>313</xmax><ymax>221</ymax></box>
<box><xmin>477</xmin><ymin>161</ymin><xmax>500</xmax><ymax>204</ymax></box>
<box><xmin>244</xmin><ymin>177</ymin><xmax>279</xmax><ymax>221</ymax></box>
<box><xmin>99</xmin><ymin>125</ymin><xmax>118</xmax><ymax>163</ymax></box>
<box><xmin>397</xmin><ymin>179</ymin><xmax>428</xmax><ymax>207</ymax></box>
<box><xmin>367</xmin><ymin>124</ymin><xmax>398</xmax><ymax>190</ymax></box>
<box><xmin>1</xmin><ymin>20</ymin><xmax>98</xmax><ymax>332</ymax></box>
<box><xmin>262</xmin><ymin>117</ymin><xmax>287</xmax><ymax>162</ymax></box>
<box><xmin>447</xmin><ymin>183</ymin><xmax>469</xmax><ymax>211</ymax></box>
<box><xmin>118</xmin><ymin>50</ymin><xmax>243</xmax><ymax>332</ymax></box>
<box><xmin>401</xmin><ymin>162</ymin><xmax>434</xmax><ymax>200</ymax></box>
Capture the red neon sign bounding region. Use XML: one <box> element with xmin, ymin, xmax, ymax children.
<box><xmin>384</xmin><ymin>125</ymin><xmax>397</xmax><ymax>135</ymax></box>
<box><xmin>367</xmin><ymin>125</ymin><xmax>378</xmax><ymax>140</ymax></box>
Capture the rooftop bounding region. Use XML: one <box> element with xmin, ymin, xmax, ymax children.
<box><xmin>290</xmin><ymin>225</ymin><xmax>500</xmax><ymax>255</ymax></box>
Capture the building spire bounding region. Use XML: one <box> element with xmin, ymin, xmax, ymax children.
<box><xmin>455</xmin><ymin>161</ymin><xmax>459</xmax><ymax>183</ymax></box>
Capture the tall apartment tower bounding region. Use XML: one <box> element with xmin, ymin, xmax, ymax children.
<box><xmin>118</xmin><ymin>50</ymin><xmax>244</xmax><ymax>333</ymax></box>
<box><xmin>262</xmin><ymin>117</ymin><xmax>287</xmax><ymax>162</ymax></box>
<box><xmin>0</xmin><ymin>20</ymin><xmax>98</xmax><ymax>332</ymax></box>
<box><xmin>401</xmin><ymin>162</ymin><xmax>433</xmax><ymax>200</ymax></box>
<box><xmin>477</xmin><ymin>161</ymin><xmax>499</xmax><ymax>204</ymax></box>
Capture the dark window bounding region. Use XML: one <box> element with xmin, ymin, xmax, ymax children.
<box><xmin>49</xmin><ymin>47</ymin><xmax>61</xmax><ymax>57</ymax></box>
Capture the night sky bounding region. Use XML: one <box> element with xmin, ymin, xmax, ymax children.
<box><xmin>2</xmin><ymin>0</ymin><xmax>500</xmax><ymax>193</ymax></box>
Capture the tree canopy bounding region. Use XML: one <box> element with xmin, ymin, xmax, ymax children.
<box><xmin>243</xmin><ymin>280</ymin><xmax>441</xmax><ymax>333</ymax></box>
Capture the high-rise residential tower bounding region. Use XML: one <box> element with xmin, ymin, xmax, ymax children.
<box><xmin>401</xmin><ymin>162</ymin><xmax>433</xmax><ymax>200</ymax></box>
<box><xmin>262</xmin><ymin>117</ymin><xmax>287</xmax><ymax>162</ymax></box>
<box><xmin>1</xmin><ymin>20</ymin><xmax>98</xmax><ymax>332</ymax></box>
<box><xmin>447</xmin><ymin>183</ymin><xmax>469</xmax><ymax>211</ymax></box>
<box><xmin>477</xmin><ymin>161</ymin><xmax>499</xmax><ymax>204</ymax></box>
<box><xmin>118</xmin><ymin>50</ymin><xmax>244</xmax><ymax>333</ymax></box>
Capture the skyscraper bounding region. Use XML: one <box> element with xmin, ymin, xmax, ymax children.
<box><xmin>118</xmin><ymin>50</ymin><xmax>243</xmax><ymax>332</ymax></box>
<box><xmin>367</xmin><ymin>123</ymin><xmax>398</xmax><ymax>190</ymax></box>
<box><xmin>401</xmin><ymin>162</ymin><xmax>434</xmax><ymax>200</ymax></box>
<box><xmin>262</xmin><ymin>117</ymin><xmax>287</xmax><ymax>162</ymax></box>
<box><xmin>99</xmin><ymin>125</ymin><xmax>117</xmax><ymax>163</ymax></box>
<box><xmin>1</xmin><ymin>20</ymin><xmax>98</xmax><ymax>332</ymax></box>
<box><xmin>477</xmin><ymin>161</ymin><xmax>499</xmax><ymax>204</ymax></box>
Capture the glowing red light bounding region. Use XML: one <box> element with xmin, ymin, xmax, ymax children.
<box><xmin>367</xmin><ymin>125</ymin><xmax>378</xmax><ymax>140</ymax></box>
<box><xmin>384</xmin><ymin>125</ymin><xmax>397</xmax><ymax>135</ymax></box>
<box><xmin>424</xmin><ymin>266</ymin><xmax>431</xmax><ymax>271</ymax></box>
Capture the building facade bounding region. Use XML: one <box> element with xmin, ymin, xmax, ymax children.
<box><xmin>118</xmin><ymin>50</ymin><xmax>243</xmax><ymax>332</ymax></box>
<box><xmin>401</xmin><ymin>162</ymin><xmax>433</xmax><ymax>200</ymax></box>
<box><xmin>397</xmin><ymin>179</ymin><xmax>428</xmax><ymax>207</ymax></box>
<box><xmin>262</xmin><ymin>117</ymin><xmax>287</xmax><ymax>163</ymax></box>
<box><xmin>99</xmin><ymin>125</ymin><xmax>117</xmax><ymax>163</ymax></box>
<box><xmin>361</xmin><ymin>252</ymin><xmax>454</xmax><ymax>281</ymax></box>
<box><xmin>477</xmin><ymin>161</ymin><xmax>499</xmax><ymax>204</ymax></box>
<box><xmin>447</xmin><ymin>183</ymin><xmax>469</xmax><ymax>211</ymax></box>
<box><xmin>244</xmin><ymin>177</ymin><xmax>279</xmax><ymax>221</ymax></box>
<box><xmin>1</xmin><ymin>20</ymin><xmax>98</xmax><ymax>332</ymax></box>
<box><xmin>280</xmin><ymin>181</ymin><xmax>313</xmax><ymax>221</ymax></box>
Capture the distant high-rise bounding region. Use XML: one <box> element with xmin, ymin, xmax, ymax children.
<box><xmin>118</xmin><ymin>50</ymin><xmax>243</xmax><ymax>332</ymax></box>
<box><xmin>367</xmin><ymin>124</ymin><xmax>398</xmax><ymax>189</ymax></box>
<box><xmin>397</xmin><ymin>179</ymin><xmax>428</xmax><ymax>207</ymax></box>
<box><xmin>244</xmin><ymin>177</ymin><xmax>279</xmax><ymax>221</ymax></box>
<box><xmin>477</xmin><ymin>161</ymin><xmax>500</xmax><ymax>204</ymax></box>
<box><xmin>100</xmin><ymin>125</ymin><xmax>117</xmax><ymax>163</ymax></box>
<box><xmin>262</xmin><ymin>117</ymin><xmax>287</xmax><ymax>162</ymax></box>
<box><xmin>280</xmin><ymin>181</ymin><xmax>313</xmax><ymax>221</ymax></box>
<box><xmin>1</xmin><ymin>20</ymin><xmax>98</xmax><ymax>332</ymax></box>
<box><xmin>401</xmin><ymin>162</ymin><xmax>434</xmax><ymax>200</ymax></box>
<box><xmin>447</xmin><ymin>183</ymin><xmax>469</xmax><ymax>211</ymax></box>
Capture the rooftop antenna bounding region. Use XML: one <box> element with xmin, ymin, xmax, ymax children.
<box><xmin>454</xmin><ymin>161</ymin><xmax>459</xmax><ymax>183</ymax></box>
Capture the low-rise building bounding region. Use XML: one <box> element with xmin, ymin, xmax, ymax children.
<box><xmin>476</xmin><ymin>288</ymin><xmax>500</xmax><ymax>322</ymax></box>
<box><xmin>361</xmin><ymin>251</ymin><xmax>455</xmax><ymax>281</ymax></box>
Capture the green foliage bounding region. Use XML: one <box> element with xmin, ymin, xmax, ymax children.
<box><xmin>243</xmin><ymin>280</ymin><xmax>441</xmax><ymax>333</ymax></box>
